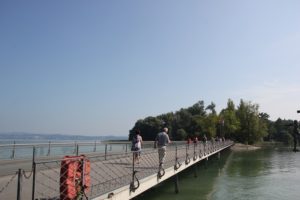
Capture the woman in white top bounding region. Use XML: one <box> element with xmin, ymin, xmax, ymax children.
<box><xmin>132</xmin><ymin>130</ymin><xmax>143</xmax><ymax>163</ymax></box>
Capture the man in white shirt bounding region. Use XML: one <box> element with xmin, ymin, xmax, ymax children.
<box><xmin>155</xmin><ymin>127</ymin><xmax>171</xmax><ymax>167</ymax></box>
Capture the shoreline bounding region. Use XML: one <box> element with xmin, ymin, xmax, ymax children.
<box><xmin>230</xmin><ymin>143</ymin><xmax>261</xmax><ymax>151</ymax></box>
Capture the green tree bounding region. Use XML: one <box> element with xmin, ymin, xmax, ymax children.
<box><xmin>202</xmin><ymin>114</ymin><xmax>218</xmax><ymax>139</ymax></box>
<box><xmin>219</xmin><ymin>99</ymin><xmax>240</xmax><ymax>139</ymax></box>
<box><xmin>129</xmin><ymin>117</ymin><xmax>162</xmax><ymax>140</ymax></box>
<box><xmin>236</xmin><ymin>100</ymin><xmax>268</xmax><ymax>144</ymax></box>
<box><xmin>198</xmin><ymin>102</ymin><xmax>217</xmax><ymax>139</ymax></box>
<box><xmin>189</xmin><ymin>115</ymin><xmax>204</xmax><ymax>136</ymax></box>
<box><xmin>187</xmin><ymin>100</ymin><xmax>206</xmax><ymax>116</ymax></box>
<box><xmin>258</xmin><ymin>112</ymin><xmax>270</xmax><ymax>141</ymax></box>
<box><xmin>157</xmin><ymin>112</ymin><xmax>174</xmax><ymax>128</ymax></box>
<box><xmin>206</xmin><ymin>102</ymin><xmax>216</xmax><ymax>115</ymax></box>
<box><xmin>176</xmin><ymin>109</ymin><xmax>192</xmax><ymax>132</ymax></box>
<box><xmin>176</xmin><ymin>128</ymin><xmax>187</xmax><ymax>140</ymax></box>
<box><xmin>128</xmin><ymin>99</ymin><xmax>278</xmax><ymax>144</ymax></box>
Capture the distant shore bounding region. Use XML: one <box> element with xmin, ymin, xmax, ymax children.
<box><xmin>231</xmin><ymin>143</ymin><xmax>261</xmax><ymax>151</ymax></box>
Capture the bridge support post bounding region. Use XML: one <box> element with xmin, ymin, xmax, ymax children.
<box><xmin>204</xmin><ymin>157</ymin><xmax>208</xmax><ymax>169</ymax></box>
<box><xmin>174</xmin><ymin>174</ymin><xmax>179</xmax><ymax>194</ymax></box>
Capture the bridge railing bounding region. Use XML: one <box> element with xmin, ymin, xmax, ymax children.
<box><xmin>0</xmin><ymin>140</ymin><xmax>233</xmax><ymax>200</ymax></box>
<box><xmin>0</xmin><ymin>141</ymin><xmax>186</xmax><ymax>161</ymax></box>
<box><xmin>30</xmin><ymin>140</ymin><xmax>233</xmax><ymax>200</ymax></box>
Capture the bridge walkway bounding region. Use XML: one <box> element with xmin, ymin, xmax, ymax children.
<box><xmin>0</xmin><ymin>140</ymin><xmax>234</xmax><ymax>200</ymax></box>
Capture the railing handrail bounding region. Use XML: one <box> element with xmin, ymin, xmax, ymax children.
<box><xmin>0</xmin><ymin>140</ymin><xmax>189</xmax><ymax>147</ymax></box>
<box><xmin>0</xmin><ymin>140</ymin><xmax>189</xmax><ymax>161</ymax></box>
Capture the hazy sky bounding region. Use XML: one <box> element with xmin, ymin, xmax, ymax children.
<box><xmin>1</xmin><ymin>0</ymin><xmax>300</xmax><ymax>136</ymax></box>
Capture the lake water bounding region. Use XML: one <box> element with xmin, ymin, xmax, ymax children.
<box><xmin>134</xmin><ymin>146</ymin><xmax>300</xmax><ymax>200</ymax></box>
<box><xmin>0</xmin><ymin>139</ymin><xmax>134</xmax><ymax>159</ymax></box>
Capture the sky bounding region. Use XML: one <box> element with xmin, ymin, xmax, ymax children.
<box><xmin>0</xmin><ymin>0</ymin><xmax>300</xmax><ymax>136</ymax></box>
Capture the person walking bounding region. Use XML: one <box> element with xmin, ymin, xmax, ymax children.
<box><xmin>131</xmin><ymin>130</ymin><xmax>143</xmax><ymax>163</ymax></box>
<box><xmin>155</xmin><ymin>127</ymin><xmax>171</xmax><ymax>167</ymax></box>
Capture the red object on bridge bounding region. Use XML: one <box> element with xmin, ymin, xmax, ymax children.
<box><xmin>60</xmin><ymin>155</ymin><xmax>91</xmax><ymax>200</ymax></box>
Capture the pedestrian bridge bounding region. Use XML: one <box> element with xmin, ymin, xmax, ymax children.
<box><xmin>0</xmin><ymin>140</ymin><xmax>234</xmax><ymax>200</ymax></box>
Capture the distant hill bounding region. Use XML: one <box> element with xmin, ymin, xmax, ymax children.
<box><xmin>0</xmin><ymin>132</ymin><xmax>127</xmax><ymax>141</ymax></box>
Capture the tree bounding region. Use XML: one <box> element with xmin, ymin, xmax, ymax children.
<box><xmin>189</xmin><ymin>115</ymin><xmax>204</xmax><ymax>136</ymax></box>
<box><xmin>187</xmin><ymin>100</ymin><xmax>206</xmax><ymax>116</ymax></box>
<box><xmin>202</xmin><ymin>102</ymin><xmax>218</xmax><ymax>139</ymax></box>
<box><xmin>236</xmin><ymin>100</ymin><xmax>268</xmax><ymax>144</ymax></box>
<box><xmin>176</xmin><ymin>109</ymin><xmax>192</xmax><ymax>131</ymax></box>
<box><xmin>205</xmin><ymin>102</ymin><xmax>216</xmax><ymax>115</ymax></box>
<box><xmin>176</xmin><ymin>129</ymin><xmax>187</xmax><ymax>140</ymax></box>
<box><xmin>128</xmin><ymin>99</ymin><xmax>282</xmax><ymax>144</ymax></box>
<box><xmin>157</xmin><ymin>112</ymin><xmax>174</xmax><ymax>128</ymax></box>
<box><xmin>202</xmin><ymin>114</ymin><xmax>218</xmax><ymax>139</ymax></box>
<box><xmin>129</xmin><ymin>117</ymin><xmax>162</xmax><ymax>140</ymax></box>
<box><xmin>219</xmin><ymin>99</ymin><xmax>240</xmax><ymax>139</ymax></box>
<box><xmin>259</xmin><ymin>112</ymin><xmax>270</xmax><ymax>141</ymax></box>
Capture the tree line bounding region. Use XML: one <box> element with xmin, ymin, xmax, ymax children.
<box><xmin>129</xmin><ymin>99</ymin><xmax>296</xmax><ymax>145</ymax></box>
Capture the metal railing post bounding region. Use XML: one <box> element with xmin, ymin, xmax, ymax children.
<box><xmin>47</xmin><ymin>141</ymin><xmax>51</xmax><ymax>156</ymax></box>
<box><xmin>11</xmin><ymin>140</ymin><xmax>16</xmax><ymax>159</ymax></box>
<box><xmin>31</xmin><ymin>147</ymin><xmax>36</xmax><ymax>200</ymax></box>
<box><xmin>175</xmin><ymin>144</ymin><xmax>178</xmax><ymax>162</ymax></box>
<box><xmin>193</xmin><ymin>143</ymin><xmax>196</xmax><ymax>160</ymax></box>
<box><xmin>130</xmin><ymin>151</ymin><xmax>140</xmax><ymax>192</ymax></box>
<box><xmin>130</xmin><ymin>151</ymin><xmax>135</xmax><ymax>191</ymax></box>
<box><xmin>105</xmin><ymin>144</ymin><xmax>107</xmax><ymax>160</ymax></box>
<box><xmin>174</xmin><ymin>143</ymin><xmax>182</xmax><ymax>170</ymax></box>
<box><xmin>17</xmin><ymin>168</ymin><xmax>22</xmax><ymax>200</ymax></box>
<box><xmin>132</xmin><ymin>151</ymin><xmax>135</xmax><ymax>180</ymax></box>
<box><xmin>186</xmin><ymin>144</ymin><xmax>188</xmax><ymax>157</ymax></box>
<box><xmin>73</xmin><ymin>141</ymin><xmax>77</xmax><ymax>154</ymax></box>
<box><xmin>185</xmin><ymin>144</ymin><xmax>190</xmax><ymax>165</ymax></box>
<box><xmin>199</xmin><ymin>142</ymin><xmax>202</xmax><ymax>158</ymax></box>
<box><xmin>93</xmin><ymin>141</ymin><xmax>97</xmax><ymax>152</ymax></box>
<box><xmin>76</xmin><ymin>144</ymin><xmax>79</xmax><ymax>156</ymax></box>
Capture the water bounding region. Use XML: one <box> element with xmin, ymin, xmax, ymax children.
<box><xmin>134</xmin><ymin>146</ymin><xmax>300</xmax><ymax>200</ymax></box>
<box><xmin>0</xmin><ymin>140</ymin><xmax>128</xmax><ymax>160</ymax></box>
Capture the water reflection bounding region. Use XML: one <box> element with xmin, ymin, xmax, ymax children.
<box><xmin>227</xmin><ymin>148</ymin><xmax>274</xmax><ymax>177</ymax></box>
<box><xmin>212</xmin><ymin>147</ymin><xmax>300</xmax><ymax>200</ymax></box>
<box><xmin>134</xmin><ymin>147</ymin><xmax>300</xmax><ymax>200</ymax></box>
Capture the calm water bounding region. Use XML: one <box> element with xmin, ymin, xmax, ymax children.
<box><xmin>0</xmin><ymin>140</ymin><xmax>127</xmax><ymax>159</ymax></box>
<box><xmin>134</xmin><ymin>146</ymin><xmax>300</xmax><ymax>200</ymax></box>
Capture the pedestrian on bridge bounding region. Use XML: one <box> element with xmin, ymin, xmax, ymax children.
<box><xmin>155</xmin><ymin>127</ymin><xmax>171</xmax><ymax>167</ymax></box>
<box><xmin>132</xmin><ymin>129</ymin><xmax>143</xmax><ymax>163</ymax></box>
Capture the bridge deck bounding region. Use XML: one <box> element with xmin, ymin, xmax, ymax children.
<box><xmin>0</xmin><ymin>140</ymin><xmax>233</xmax><ymax>200</ymax></box>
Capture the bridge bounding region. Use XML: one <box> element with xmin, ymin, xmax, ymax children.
<box><xmin>0</xmin><ymin>140</ymin><xmax>234</xmax><ymax>200</ymax></box>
